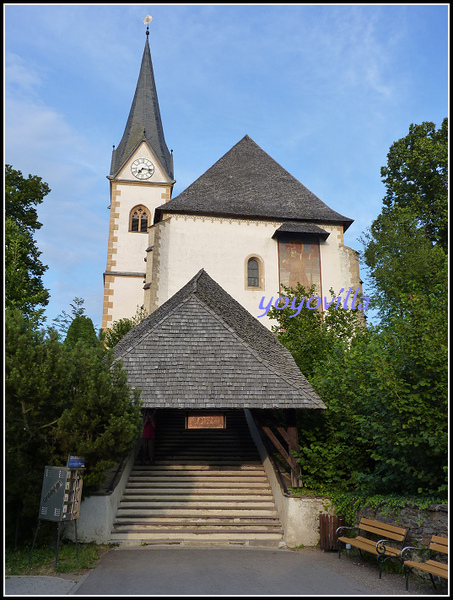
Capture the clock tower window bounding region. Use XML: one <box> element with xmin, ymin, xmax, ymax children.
<box><xmin>130</xmin><ymin>206</ymin><xmax>149</xmax><ymax>232</ymax></box>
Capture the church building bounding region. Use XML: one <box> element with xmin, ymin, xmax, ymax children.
<box><xmin>76</xmin><ymin>23</ymin><xmax>365</xmax><ymax>546</ymax></box>
<box><xmin>102</xmin><ymin>27</ymin><xmax>362</xmax><ymax>331</ymax></box>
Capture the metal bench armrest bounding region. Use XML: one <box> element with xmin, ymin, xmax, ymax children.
<box><xmin>376</xmin><ymin>538</ymin><xmax>391</xmax><ymax>555</ymax></box>
<box><xmin>401</xmin><ymin>546</ymin><xmax>429</xmax><ymax>561</ymax></box>
<box><xmin>336</xmin><ymin>525</ymin><xmax>358</xmax><ymax>537</ymax></box>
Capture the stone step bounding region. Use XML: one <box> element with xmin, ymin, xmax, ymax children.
<box><xmin>111</xmin><ymin>409</ymin><xmax>283</xmax><ymax>546</ymax></box>
<box><xmin>127</xmin><ymin>476</ymin><xmax>269</xmax><ymax>491</ymax></box>
<box><xmin>110</xmin><ymin>530</ymin><xmax>284</xmax><ymax>542</ymax></box>
<box><xmin>127</xmin><ymin>477</ymin><xmax>269</xmax><ymax>486</ymax></box>
<box><xmin>154</xmin><ymin>460</ymin><xmax>262</xmax><ymax>466</ymax></box>
<box><xmin>114</xmin><ymin>516</ymin><xmax>281</xmax><ymax>526</ymax></box>
<box><xmin>131</xmin><ymin>464</ymin><xmax>264</xmax><ymax>472</ymax></box>
<box><xmin>156</xmin><ymin>454</ymin><xmax>259</xmax><ymax>461</ymax></box>
<box><xmin>123</xmin><ymin>489</ymin><xmax>272</xmax><ymax>497</ymax></box>
<box><xmin>120</xmin><ymin>495</ymin><xmax>273</xmax><ymax>503</ymax></box>
<box><xmin>115</xmin><ymin>507</ymin><xmax>279</xmax><ymax>517</ymax></box>
<box><xmin>118</xmin><ymin>499</ymin><xmax>276</xmax><ymax>509</ymax></box>
<box><xmin>113</xmin><ymin>522</ymin><xmax>282</xmax><ymax>532</ymax></box>
<box><xmin>126</xmin><ymin>477</ymin><xmax>269</xmax><ymax>485</ymax></box>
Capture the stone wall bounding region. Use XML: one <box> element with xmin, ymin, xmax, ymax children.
<box><xmin>357</xmin><ymin>503</ymin><xmax>448</xmax><ymax>547</ymax></box>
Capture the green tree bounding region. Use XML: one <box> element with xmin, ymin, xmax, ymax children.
<box><xmin>5</xmin><ymin>308</ymin><xmax>142</xmax><ymax>545</ymax></box>
<box><xmin>268</xmin><ymin>120</ymin><xmax>448</xmax><ymax>498</ymax></box>
<box><xmin>104</xmin><ymin>305</ymin><xmax>148</xmax><ymax>349</ymax></box>
<box><xmin>64</xmin><ymin>315</ymin><xmax>99</xmax><ymax>349</ymax></box>
<box><xmin>265</xmin><ymin>284</ymin><xmax>369</xmax><ymax>491</ymax></box>
<box><xmin>5</xmin><ymin>165</ymin><xmax>51</xmax><ymax>322</ymax></box>
<box><xmin>5</xmin><ymin>309</ymin><xmax>70</xmax><ymax>543</ymax></box>
<box><xmin>5</xmin><ymin>164</ymin><xmax>50</xmax><ymax>231</ymax></box>
<box><xmin>268</xmin><ymin>284</ymin><xmax>363</xmax><ymax>379</ymax></box>
<box><xmin>380</xmin><ymin>118</ymin><xmax>448</xmax><ymax>251</ymax></box>
<box><xmin>310</xmin><ymin>299</ymin><xmax>447</xmax><ymax>496</ymax></box>
<box><xmin>361</xmin><ymin>206</ymin><xmax>447</xmax><ymax>322</ymax></box>
<box><xmin>55</xmin><ymin>343</ymin><xmax>142</xmax><ymax>490</ymax></box>
<box><xmin>52</xmin><ymin>297</ymin><xmax>87</xmax><ymax>339</ymax></box>
<box><xmin>362</xmin><ymin>119</ymin><xmax>448</xmax><ymax>322</ymax></box>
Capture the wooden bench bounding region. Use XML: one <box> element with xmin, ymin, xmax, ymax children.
<box><xmin>402</xmin><ymin>535</ymin><xmax>448</xmax><ymax>591</ymax></box>
<box><xmin>336</xmin><ymin>517</ymin><xmax>409</xmax><ymax>578</ymax></box>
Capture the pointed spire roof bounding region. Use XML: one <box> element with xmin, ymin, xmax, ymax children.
<box><xmin>110</xmin><ymin>33</ymin><xmax>173</xmax><ymax>179</ymax></box>
<box><xmin>114</xmin><ymin>269</ymin><xmax>326</xmax><ymax>410</ymax></box>
<box><xmin>155</xmin><ymin>135</ymin><xmax>352</xmax><ymax>229</ymax></box>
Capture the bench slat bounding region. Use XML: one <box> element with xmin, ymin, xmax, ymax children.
<box><xmin>404</xmin><ymin>559</ymin><xmax>448</xmax><ymax>579</ymax></box>
<box><xmin>359</xmin><ymin>518</ymin><xmax>407</xmax><ymax>541</ymax></box>
<box><xmin>360</xmin><ymin>517</ymin><xmax>407</xmax><ymax>536</ymax></box>
<box><xmin>431</xmin><ymin>535</ymin><xmax>448</xmax><ymax>544</ymax></box>
<box><xmin>338</xmin><ymin>535</ymin><xmax>401</xmax><ymax>557</ymax></box>
<box><xmin>429</xmin><ymin>536</ymin><xmax>448</xmax><ymax>554</ymax></box>
<box><xmin>359</xmin><ymin>523</ymin><xmax>406</xmax><ymax>542</ymax></box>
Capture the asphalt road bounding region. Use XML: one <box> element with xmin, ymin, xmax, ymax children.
<box><xmin>5</xmin><ymin>545</ymin><xmax>447</xmax><ymax>596</ymax></box>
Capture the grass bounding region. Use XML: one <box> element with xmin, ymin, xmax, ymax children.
<box><xmin>5</xmin><ymin>541</ymin><xmax>112</xmax><ymax>577</ymax></box>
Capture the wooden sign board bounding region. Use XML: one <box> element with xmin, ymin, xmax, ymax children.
<box><xmin>186</xmin><ymin>413</ymin><xmax>226</xmax><ymax>429</ymax></box>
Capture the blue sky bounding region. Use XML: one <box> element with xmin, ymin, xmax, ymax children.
<box><xmin>4</xmin><ymin>4</ymin><xmax>449</xmax><ymax>330</ymax></box>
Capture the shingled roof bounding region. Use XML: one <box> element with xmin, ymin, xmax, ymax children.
<box><xmin>110</xmin><ymin>34</ymin><xmax>173</xmax><ymax>180</ymax></box>
<box><xmin>155</xmin><ymin>135</ymin><xmax>352</xmax><ymax>230</ymax></box>
<box><xmin>113</xmin><ymin>269</ymin><xmax>326</xmax><ymax>410</ymax></box>
<box><xmin>272</xmin><ymin>221</ymin><xmax>330</xmax><ymax>240</ymax></box>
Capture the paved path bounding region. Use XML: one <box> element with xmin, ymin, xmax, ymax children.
<box><xmin>4</xmin><ymin>545</ymin><xmax>447</xmax><ymax>596</ymax></box>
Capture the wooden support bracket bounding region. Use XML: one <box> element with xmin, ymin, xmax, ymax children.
<box><xmin>261</xmin><ymin>420</ymin><xmax>303</xmax><ymax>488</ymax></box>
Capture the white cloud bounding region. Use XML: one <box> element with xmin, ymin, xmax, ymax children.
<box><xmin>5</xmin><ymin>52</ymin><xmax>43</xmax><ymax>98</ymax></box>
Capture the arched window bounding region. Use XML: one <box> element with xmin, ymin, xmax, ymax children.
<box><xmin>245</xmin><ymin>255</ymin><xmax>264</xmax><ymax>289</ymax></box>
<box><xmin>248</xmin><ymin>258</ymin><xmax>259</xmax><ymax>287</ymax></box>
<box><xmin>129</xmin><ymin>206</ymin><xmax>149</xmax><ymax>233</ymax></box>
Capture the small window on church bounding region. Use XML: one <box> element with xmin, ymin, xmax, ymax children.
<box><xmin>129</xmin><ymin>206</ymin><xmax>149</xmax><ymax>233</ymax></box>
<box><xmin>245</xmin><ymin>255</ymin><xmax>264</xmax><ymax>290</ymax></box>
<box><xmin>248</xmin><ymin>259</ymin><xmax>259</xmax><ymax>287</ymax></box>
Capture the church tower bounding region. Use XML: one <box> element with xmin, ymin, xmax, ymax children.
<box><xmin>102</xmin><ymin>24</ymin><xmax>174</xmax><ymax>330</ymax></box>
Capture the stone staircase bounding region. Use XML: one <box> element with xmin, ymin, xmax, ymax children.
<box><xmin>111</xmin><ymin>410</ymin><xmax>284</xmax><ymax>546</ymax></box>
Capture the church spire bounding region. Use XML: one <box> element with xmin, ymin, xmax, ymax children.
<box><xmin>110</xmin><ymin>19</ymin><xmax>174</xmax><ymax>180</ymax></box>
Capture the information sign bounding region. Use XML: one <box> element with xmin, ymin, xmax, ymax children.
<box><xmin>38</xmin><ymin>465</ymin><xmax>83</xmax><ymax>522</ymax></box>
<box><xmin>67</xmin><ymin>455</ymin><xmax>85</xmax><ymax>468</ymax></box>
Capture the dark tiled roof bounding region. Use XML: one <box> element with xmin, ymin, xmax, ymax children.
<box><xmin>114</xmin><ymin>269</ymin><xmax>326</xmax><ymax>410</ymax></box>
<box><xmin>272</xmin><ymin>221</ymin><xmax>330</xmax><ymax>239</ymax></box>
<box><xmin>155</xmin><ymin>135</ymin><xmax>352</xmax><ymax>229</ymax></box>
<box><xmin>110</xmin><ymin>36</ymin><xmax>173</xmax><ymax>180</ymax></box>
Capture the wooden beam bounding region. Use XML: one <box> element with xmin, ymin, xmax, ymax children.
<box><xmin>276</xmin><ymin>426</ymin><xmax>290</xmax><ymax>445</ymax></box>
<box><xmin>261</xmin><ymin>426</ymin><xmax>292</xmax><ymax>467</ymax></box>
<box><xmin>260</xmin><ymin>411</ymin><xmax>304</xmax><ymax>489</ymax></box>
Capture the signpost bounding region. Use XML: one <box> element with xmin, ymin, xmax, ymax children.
<box><xmin>30</xmin><ymin>457</ymin><xmax>85</xmax><ymax>567</ymax></box>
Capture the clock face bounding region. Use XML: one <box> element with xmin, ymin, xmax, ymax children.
<box><xmin>131</xmin><ymin>158</ymin><xmax>154</xmax><ymax>179</ymax></box>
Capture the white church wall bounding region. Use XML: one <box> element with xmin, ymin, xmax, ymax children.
<box><xmin>105</xmin><ymin>275</ymin><xmax>146</xmax><ymax>325</ymax></box>
<box><xmin>148</xmin><ymin>215</ymin><xmax>361</xmax><ymax>329</ymax></box>
<box><xmin>150</xmin><ymin>214</ymin><xmax>281</xmax><ymax>328</ymax></box>
<box><xmin>319</xmin><ymin>225</ymin><xmax>362</xmax><ymax>302</ymax></box>
<box><xmin>111</xmin><ymin>188</ymin><xmax>149</xmax><ymax>273</ymax></box>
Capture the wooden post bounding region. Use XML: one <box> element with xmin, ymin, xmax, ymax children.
<box><xmin>287</xmin><ymin>409</ymin><xmax>302</xmax><ymax>488</ymax></box>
